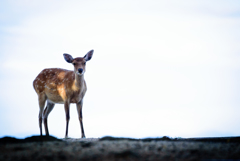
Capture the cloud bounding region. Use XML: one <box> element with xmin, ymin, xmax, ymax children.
<box><xmin>1</xmin><ymin>0</ymin><xmax>240</xmax><ymax>138</ymax></box>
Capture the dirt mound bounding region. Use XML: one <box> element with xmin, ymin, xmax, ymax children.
<box><xmin>0</xmin><ymin>135</ymin><xmax>61</xmax><ymax>144</ymax></box>
<box><xmin>1</xmin><ymin>136</ymin><xmax>240</xmax><ymax>161</ymax></box>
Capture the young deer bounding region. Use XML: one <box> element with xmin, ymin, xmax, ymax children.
<box><xmin>33</xmin><ymin>50</ymin><xmax>94</xmax><ymax>138</ymax></box>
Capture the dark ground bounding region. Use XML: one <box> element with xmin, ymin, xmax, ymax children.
<box><xmin>1</xmin><ymin>135</ymin><xmax>240</xmax><ymax>161</ymax></box>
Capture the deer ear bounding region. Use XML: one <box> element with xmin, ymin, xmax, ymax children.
<box><xmin>84</xmin><ymin>50</ymin><xmax>94</xmax><ymax>61</ymax></box>
<box><xmin>63</xmin><ymin>53</ymin><xmax>74</xmax><ymax>63</ymax></box>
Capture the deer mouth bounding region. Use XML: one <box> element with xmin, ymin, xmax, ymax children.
<box><xmin>77</xmin><ymin>72</ymin><xmax>84</xmax><ymax>76</ymax></box>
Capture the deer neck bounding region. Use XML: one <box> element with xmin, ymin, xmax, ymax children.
<box><xmin>74</xmin><ymin>73</ymin><xmax>85</xmax><ymax>89</ymax></box>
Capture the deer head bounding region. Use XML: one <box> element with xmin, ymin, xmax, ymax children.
<box><xmin>63</xmin><ymin>50</ymin><xmax>94</xmax><ymax>76</ymax></box>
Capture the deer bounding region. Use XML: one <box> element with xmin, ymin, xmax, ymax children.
<box><xmin>33</xmin><ymin>50</ymin><xmax>94</xmax><ymax>138</ymax></box>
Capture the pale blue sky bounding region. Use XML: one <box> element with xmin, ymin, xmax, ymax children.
<box><xmin>0</xmin><ymin>0</ymin><xmax>240</xmax><ymax>138</ymax></box>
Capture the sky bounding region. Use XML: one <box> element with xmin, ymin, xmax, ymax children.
<box><xmin>0</xmin><ymin>0</ymin><xmax>240</xmax><ymax>139</ymax></box>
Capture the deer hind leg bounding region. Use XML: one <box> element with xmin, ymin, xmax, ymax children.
<box><xmin>64</xmin><ymin>101</ymin><xmax>70</xmax><ymax>138</ymax></box>
<box><xmin>77</xmin><ymin>100</ymin><xmax>86</xmax><ymax>138</ymax></box>
<box><xmin>43</xmin><ymin>101</ymin><xmax>55</xmax><ymax>136</ymax></box>
<box><xmin>38</xmin><ymin>93</ymin><xmax>47</xmax><ymax>136</ymax></box>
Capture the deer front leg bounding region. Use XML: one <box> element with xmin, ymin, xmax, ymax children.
<box><xmin>64</xmin><ymin>101</ymin><xmax>70</xmax><ymax>138</ymax></box>
<box><xmin>77</xmin><ymin>101</ymin><xmax>86</xmax><ymax>138</ymax></box>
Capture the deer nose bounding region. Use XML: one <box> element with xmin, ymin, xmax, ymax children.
<box><xmin>78</xmin><ymin>68</ymin><xmax>83</xmax><ymax>74</ymax></box>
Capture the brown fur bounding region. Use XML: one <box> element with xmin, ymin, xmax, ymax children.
<box><xmin>33</xmin><ymin>68</ymin><xmax>87</xmax><ymax>104</ymax></box>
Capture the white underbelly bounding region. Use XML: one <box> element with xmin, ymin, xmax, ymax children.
<box><xmin>47</xmin><ymin>99</ymin><xmax>64</xmax><ymax>104</ymax></box>
<box><xmin>46</xmin><ymin>93</ymin><xmax>65</xmax><ymax>104</ymax></box>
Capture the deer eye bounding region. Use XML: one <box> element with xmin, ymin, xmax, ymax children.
<box><xmin>73</xmin><ymin>63</ymin><xmax>76</xmax><ymax>65</ymax></box>
<box><xmin>83</xmin><ymin>62</ymin><xmax>86</xmax><ymax>65</ymax></box>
